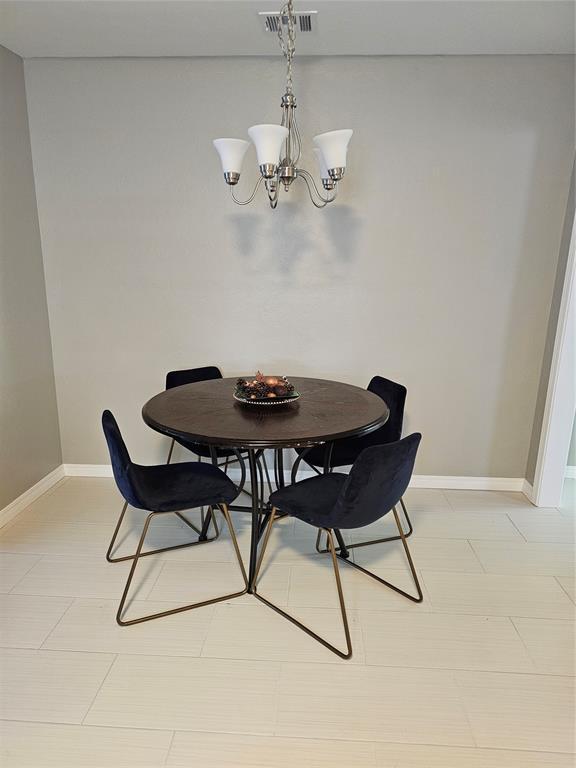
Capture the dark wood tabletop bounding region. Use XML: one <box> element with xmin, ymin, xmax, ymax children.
<box><xmin>142</xmin><ymin>376</ymin><xmax>389</xmax><ymax>450</ymax></box>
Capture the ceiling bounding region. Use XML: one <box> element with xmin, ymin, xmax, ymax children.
<box><xmin>0</xmin><ymin>0</ymin><xmax>573</xmax><ymax>59</ymax></box>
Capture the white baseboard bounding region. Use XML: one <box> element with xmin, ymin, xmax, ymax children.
<box><xmin>0</xmin><ymin>465</ymin><xmax>66</xmax><ymax>529</ymax></box>
<box><xmin>409</xmin><ymin>475</ymin><xmax>527</xmax><ymax>492</ymax></box>
<box><xmin>522</xmin><ymin>479</ymin><xmax>535</xmax><ymax>504</ymax></box>
<box><xmin>0</xmin><ymin>462</ymin><xmax>537</xmax><ymax>531</ymax></box>
<box><xmin>225</xmin><ymin>466</ymin><xmax>527</xmax><ymax>492</ymax></box>
<box><xmin>60</xmin><ymin>463</ymin><xmax>529</xmax><ymax>494</ymax></box>
<box><xmin>565</xmin><ymin>466</ymin><xmax>576</xmax><ymax>480</ymax></box>
<box><xmin>63</xmin><ymin>463</ymin><xmax>113</xmax><ymax>477</ymax></box>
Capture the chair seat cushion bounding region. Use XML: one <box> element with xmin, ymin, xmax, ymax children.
<box><xmin>174</xmin><ymin>438</ymin><xmax>238</xmax><ymax>460</ymax></box>
<box><xmin>129</xmin><ymin>461</ymin><xmax>239</xmax><ymax>513</ymax></box>
<box><xmin>269</xmin><ymin>473</ymin><xmax>348</xmax><ymax>528</ymax></box>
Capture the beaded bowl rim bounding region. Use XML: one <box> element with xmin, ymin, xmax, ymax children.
<box><xmin>233</xmin><ymin>391</ymin><xmax>301</xmax><ymax>406</ymax></box>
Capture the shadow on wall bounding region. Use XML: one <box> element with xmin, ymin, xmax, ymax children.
<box><xmin>323</xmin><ymin>205</ymin><xmax>362</xmax><ymax>268</ymax></box>
<box><xmin>228</xmin><ymin>202</ymin><xmax>362</xmax><ymax>278</ymax></box>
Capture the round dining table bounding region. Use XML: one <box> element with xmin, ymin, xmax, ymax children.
<box><xmin>142</xmin><ymin>376</ymin><xmax>389</xmax><ymax>591</ymax></box>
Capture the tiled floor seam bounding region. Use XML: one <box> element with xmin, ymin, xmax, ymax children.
<box><xmin>5</xmin><ymin>555</ymin><xmax>43</xmax><ymax>593</ymax></box>
<box><xmin>555</xmin><ymin>576</ymin><xmax>576</xmax><ymax>604</ymax></box>
<box><xmin>161</xmin><ymin>730</ymin><xmax>176</xmax><ymax>767</ymax></box>
<box><xmin>7</xmin><ymin>592</ymin><xmax>573</xmax><ymax>621</ymax></box>
<box><xmin>2</xmin><ymin>718</ymin><xmax>574</xmax><ymax>757</ymax></box>
<box><xmin>505</xmin><ymin>512</ymin><xmax>530</xmax><ymax>542</ymax></box>
<box><xmin>164</xmin><ymin>735</ymin><xmax>573</xmax><ymax>758</ymax></box>
<box><xmin>37</xmin><ymin>597</ymin><xmax>77</xmax><ymax>650</ymax></box>
<box><xmin>80</xmin><ymin>653</ymin><xmax>119</xmax><ymax>725</ymax></box>
<box><xmin>285</xmin><ymin>559</ymin><xmax>294</xmax><ymax>606</ymax></box>
<box><xmin>141</xmin><ymin>557</ymin><xmax>169</xmax><ymax>600</ymax></box>
<box><xmin>159</xmin><ymin>654</ymin><xmax>575</xmax><ymax>676</ymax></box>
<box><xmin>268</xmin><ymin>657</ymin><xmax>285</xmax><ymax>737</ymax></box>
<box><xmin>2</xmin><ymin>720</ymin><xmax>573</xmax><ymax>762</ymax></box>
<box><xmin>507</xmin><ymin>616</ymin><xmax>540</xmax><ymax>674</ymax></box>
<box><xmin>197</xmin><ymin>603</ymin><xmax>218</xmax><ymax>658</ymax></box>
<box><xmin>17</xmin><ymin>645</ymin><xmax>563</xmax><ymax>675</ymax></box>
<box><xmin>450</xmin><ymin>669</ymin><xmax>479</xmax><ymax>749</ymax></box>
<box><xmin>440</xmin><ymin>489</ymin><xmax>455</xmax><ymax>511</ymax></box>
<box><xmin>465</xmin><ymin>539</ymin><xmax>487</xmax><ymax>573</ymax></box>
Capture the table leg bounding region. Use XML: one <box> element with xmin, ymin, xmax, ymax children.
<box><xmin>276</xmin><ymin>448</ymin><xmax>285</xmax><ymax>488</ymax></box>
<box><xmin>322</xmin><ymin>443</ymin><xmax>333</xmax><ymax>475</ymax></box>
<box><xmin>198</xmin><ymin>448</ymin><xmax>220</xmax><ymax>540</ymax></box>
<box><xmin>247</xmin><ymin>449</ymin><xmax>262</xmax><ymax>593</ymax></box>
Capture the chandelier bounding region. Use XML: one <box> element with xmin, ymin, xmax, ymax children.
<box><xmin>212</xmin><ymin>0</ymin><xmax>353</xmax><ymax>209</ymax></box>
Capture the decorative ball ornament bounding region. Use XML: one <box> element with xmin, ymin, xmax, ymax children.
<box><xmin>234</xmin><ymin>372</ymin><xmax>299</xmax><ymax>406</ymax></box>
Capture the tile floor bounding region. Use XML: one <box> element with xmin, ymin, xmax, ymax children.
<box><xmin>0</xmin><ymin>477</ymin><xmax>574</xmax><ymax>767</ymax></box>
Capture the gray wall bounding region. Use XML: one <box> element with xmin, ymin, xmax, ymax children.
<box><xmin>568</xmin><ymin>416</ymin><xmax>576</xmax><ymax>468</ymax></box>
<box><xmin>24</xmin><ymin>55</ymin><xmax>574</xmax><ymax>476</ymax></box>
<box><xmin>0</xmin><ymin>45</ymin><xmax>61</xmax><ymax>509</ymax></box>
<box><xmin>525</xmin><ymin>160</ymin><xmax>575</xmax><ymax>484</ymax></box>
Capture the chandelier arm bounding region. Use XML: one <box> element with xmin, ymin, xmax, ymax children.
<box><xmin>297</xmin><ymin>168</ymin><xmax>338</xmax><ymax>207</ymax></box>
<box><xmin>299</xmin><ymin>174</ymin><xmax>329</xmax><ymax>208</ymax></box>
<box><xmin>230</xmin><ymin>175</ymin><xmax>265</xmax><ymax>205</ymax></box>
<box><xmin>298</xmin><ymin>171</ymin><xmax>336</xmax><ymax>209</ymax></box>
<box><xmin>285</xmin><ymin>107</ymin><xmax>293</xmax><ymax>165</ymax></box>
<box><xmin>291</xmin><ymin>114</ymin><xmax>302</xmax><ymax>165</ymax></box>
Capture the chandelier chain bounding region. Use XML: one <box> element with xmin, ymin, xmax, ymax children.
<box><xmin>277</xmin><ymin>0</ymin><xmax>296</xmax><ymax>94</ymax></box>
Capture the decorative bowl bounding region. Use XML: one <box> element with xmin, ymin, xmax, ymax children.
<box><xmin>234</xmin><ymin>372</ymin><xmax>299</xmax><ymax>406</ymax></box>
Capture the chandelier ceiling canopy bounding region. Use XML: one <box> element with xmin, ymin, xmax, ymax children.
<box><xmin>213</xmin><ymin>0</ymin><xmax>353</xmax><ymax>209</ymax></box>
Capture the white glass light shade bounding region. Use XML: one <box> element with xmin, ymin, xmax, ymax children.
<box><xmin>313</xmin><ymin>148</ymin><xmax>330</xmax><ymax>180</ymax></box>
<box><xmin>313</xmin><ymin>129</ymin><xmax>353</xmax><ymax>171</ymax></box>
<box><xmin>248</xmin><ymin>124</ymin><xmax>289</xmax><ymax>167</ymax></box>
<box><xmin>213</xmin><ymin>138</ymin><xmax>250</xmax><ymax>174</ymax></box>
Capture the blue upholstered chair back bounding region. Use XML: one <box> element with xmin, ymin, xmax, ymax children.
<box><xmin>306</xmin><ymin>376</ymin><xmax>407</xmax><ymax>469</ymax></box>
<box><xmin>165</xmin><ymin>366</ymin><xmax>222</xmax><ymax>390</ymax></box>
<box><xmin>331</xmin><ymin>433</ymin><xmax>421</xmax><ymax>529</ymax></box>
<box><xmin>101</xmin><ymin>410</ymin><xmax>142</xmax><ymax>509</ymax></box>
<box><xmin>366</xmin><ymin>376</ymin><xmax>407</xmax><ymax>444</ymax></box>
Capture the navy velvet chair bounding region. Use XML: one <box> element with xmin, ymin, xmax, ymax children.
<box><xmin>102</xmin><ymin>410</ymin><xmax>247</xmax><ymax>625</ymax></box>
<box><xmin>254</xmin><ymin>433</ymin><xmax>423</xmax><ymax>659</ymax></box>
<box><xmin>291</xmin><ymin>376</ymin><xmax>413</xmax><ymax>553</ymax></box>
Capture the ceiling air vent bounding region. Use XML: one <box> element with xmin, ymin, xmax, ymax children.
<box><xmin>258</xmin><ymin>10</ymin><xmax>318</xmax><ymax>34</ymax></box>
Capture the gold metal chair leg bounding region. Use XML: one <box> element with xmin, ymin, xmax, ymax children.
<box><xmin>253</xmin><ymin>508</ymin><xmax>353</xmax><ymax>660</ymax></box>
<box><xmin>106</xmin><ymin>501</ymin><xmax>129</xmax><ymax>562</ymax></box>
<box><xmin>316</xmin><ymin>496</ymin><xmax>414</xmax><ymax>555</ymax></box>
<box><xmin>331</xmin><ymin>506</ymin><xmax>423</xmax><ymax>603</ymax></box>
<box><xmin>106</xmin><ymin>502</ymin><xmax>219</xmax><ymax>564</ymax></box>
<box><xmin>116</xmin><ymin>504</ymin><xmax>247</xmax><ymax>626</ymax></box>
